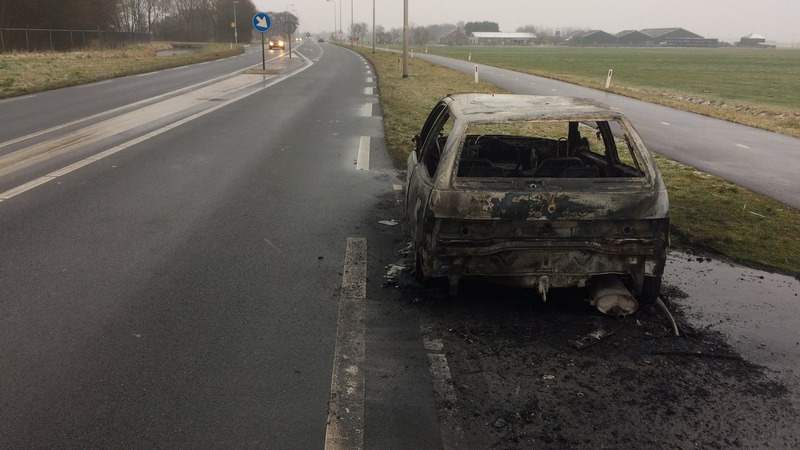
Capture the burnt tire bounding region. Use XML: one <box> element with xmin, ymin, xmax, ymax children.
<box><xmin>638</xmin><ymin>276</ymin><xmax>662</xmax><ymax>305</ymax></box>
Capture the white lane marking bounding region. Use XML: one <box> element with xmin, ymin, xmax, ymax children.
<box><xmin>393</xmin><ymin>184</ymin><xmax>403</xmax><ymax>205</ymax></box>
<box><xmin>366</xmin><ymin>77</ymin><xmax>373</xmax><ymax>83</ymax></box>
<box><xmin>363</xmin><ymin>87</ymin><xmax>374</xmax><ymax>95</ymax></box>
<box><xmin>77</xmin><ymin>80</ymin><xmax>112</xmax><ymax>88</ymax></box>
<box><xmin>661</xmin><ymin>122</ymin><xmax>671</xmax><ymax>126</ymax></box>
<box><xmin>356</xmin><ymin>136</ymin><xmax>370</xmax><ymax>171</ymax></box>
<box><xmin>361</xmin><ymin>103</ymin><xmax>372</xmax><ymax>117</ymax></box>
<box><xmin>0</xmin><ymin>55</ymin><xmax>290</xmax><ymax>152</ymax></box>
<box><xmin>736</xmin><ymin>143</ymin><xmax>751</xmax><ymax>149</ymax></box>
<box><xmin>325</xmin><ymin>237</ymin><xmax>367</xmax><ymax>450</ymax></box>
<box><xmin>0</xmin><ymin>74</ymin><xmax>268</xmax><ymax>178</ymax></box>
<box><xmin>0</xmin><ymin>94</ymin><xmax>37</xmax><ymax>104</ymax></box>
<box><xmin>0</xmin><ymin>55</ymin><xmax>314</xmax><ymax>204</ymax></box>
<box><xmin>420</xmin><ymin>319</ymin><xmax>465</xmax><ymax>447</ymax></box>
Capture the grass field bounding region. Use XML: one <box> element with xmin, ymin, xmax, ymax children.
<box><xmin>353</xmin><ymin>45</ymin><xmax>800</xmax><ymax>276</ymax></box>
<box><xmin>0</xmin><ymin>43</ymin><xmax>243</xmax><ymax>99</ymax></box>
<box><xmin>402</xmin><ymin>45</ymin><xmax>800</xmax><ymax>138</ymax></box>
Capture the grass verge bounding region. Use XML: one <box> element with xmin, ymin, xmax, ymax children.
<box><xmin>351</xmin><ymin>45</ymin><xmax>800</xmax><ymax>276</ymax></box>
<box><xmin>395</xmin><ymin>45</ymin><xmax>800</xmax><ymax>139</ymax></box>
<box><xmin>0</xmin><ymin>42</ymin><xmax>243</xmax><ymax>98</ymax></box>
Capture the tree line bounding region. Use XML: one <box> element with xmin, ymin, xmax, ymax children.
<box><xmin>0</xmin><ymin>0</ymin><xmax>303</xmax><ymax>43</ymax></box>
<box><xmin>1</xmin><ymin>1</ymin><xmax>583</xmax><ymax>46</ymax></box>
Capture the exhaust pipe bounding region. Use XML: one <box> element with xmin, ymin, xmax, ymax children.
<box><xmin>590</xmin><ymin>276</ymin><xmax>638</xmax><ymax>316</ymax></box>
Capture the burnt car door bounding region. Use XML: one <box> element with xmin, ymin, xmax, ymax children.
<box><xmin>406</xmin><ymin>101</ymin><xmax>453</xmax><ymax>272</ymax></box>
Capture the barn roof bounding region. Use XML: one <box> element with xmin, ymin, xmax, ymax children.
<box><xmin>470</xmin><ymin>32</ymin><xmax>537</xmax><ymax>39</ymax></box>
<box><xmin>640</xmin><ymin>28</ymin><xmax>703</xmax><ymax>39</ymax></box>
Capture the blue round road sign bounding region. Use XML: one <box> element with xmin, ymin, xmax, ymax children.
<box><xmin>252</xmin><ymin>13</ymin><xmax>271</xmax><ymax>32</ymax></box>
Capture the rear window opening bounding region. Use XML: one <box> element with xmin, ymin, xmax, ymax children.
<box><xmin>455</xmin><ymin>120</ymin><xmax>645</xmax><ymax>179</ymax></box>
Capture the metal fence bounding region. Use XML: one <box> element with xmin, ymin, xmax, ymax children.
<box><xmin>0</xmin><ymin>28</ymin><xmax>151</xmax><ymax>53</ymax></box>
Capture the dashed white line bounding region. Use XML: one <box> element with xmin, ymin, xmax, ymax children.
<box><xmin>356</xmin><ymin>136</ymin><xmax>370</xmax><ymax>170</ymax></box>
<box><xmin>361</xmin><ymin>103</ymin><xmax>373</xmax><ymax>117</ymax></box>
<box><xmin>736</xmin><ymin>143</ymin><xmax>751</xmax><ymax>149</ymax></box>
<box><xmin>420</xmin><ymin>319</ymin><xmax>465</xmax><ymax>447</ymax></box>
<box><xmin>661</xmin><ymin>121</ymin><xmax>671</xmax><ymax>126</ymax></box>
<box><xmin>392</xmin><ymin>184</ymin><xmax>404</xmax><ymax>205</ymax></box>
<box><xmin>363</xmin><ymin>87</ymin><xmax>374</xmax><ymax>95</ymax></box>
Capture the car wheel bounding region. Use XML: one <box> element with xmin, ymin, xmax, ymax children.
<box><xmin>638</xmin><ymin>276</ymin><xmax>662</xmax><ymax>304</ymax></box>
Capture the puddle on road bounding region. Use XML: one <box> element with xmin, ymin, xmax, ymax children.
<box><xmin>664</xmin><ymin>250</ymin><xmax>800</xmax><ymax>383</ymax></box>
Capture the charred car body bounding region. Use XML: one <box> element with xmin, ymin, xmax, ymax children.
<box><xmin>406</xmin><ymin>94</ymin><xmax>669</xmax><ymax>314</ymax></box>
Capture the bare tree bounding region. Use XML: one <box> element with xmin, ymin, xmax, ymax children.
<box><xmin>350</xmin><ymin>22</ymin><xmax>369</xmax><ymax>41</ymax></box>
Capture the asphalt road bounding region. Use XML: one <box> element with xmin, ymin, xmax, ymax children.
<box><xmin>0</xmin><ymin>43</ymin><xmax>440</xmax><ymax>448</ymax></box>
<box><xmin>408</xmin><ymin>52</ymin><xmax>800</xmax><ymax>210</ymax></box>
<box><xmin>3</xmin><ymin>43</ymin><xmax>799</xmax><ymax>449</ymax></box>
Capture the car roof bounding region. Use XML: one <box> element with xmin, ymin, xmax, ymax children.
<box><xmin>443</xmin><ymin>94</ymin><xmax>625</xmax><ymax>122</ymax></box>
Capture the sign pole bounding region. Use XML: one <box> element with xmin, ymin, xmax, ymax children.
<box><xmin>252</xmin><ymin>12</ymin><xmax>272</xmax><ymax>71</ymax></box>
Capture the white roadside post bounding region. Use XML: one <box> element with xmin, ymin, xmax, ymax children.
<box><xmin>474</xmin><ymin>65</ymin><xmax>479</xmax><ymax>83</ymax></box>
<box><xmin>605</xmin><ymin>69</ymin><xmax>613</xmax><ymax>89</ymax></box>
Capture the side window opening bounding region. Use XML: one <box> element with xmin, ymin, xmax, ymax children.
<box><xmin>455</xmin><ymin>120</ymin><xmax>644</xmax><ymax>179</ymax></box>
<box><xmin>419</xmin><ymin>112</ymin><xmax>454</xmax><ymax>177</ymax></box>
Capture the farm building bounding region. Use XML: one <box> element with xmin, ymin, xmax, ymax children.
<box><xmin>561</xmin><ymin>30</ymin><xmax>617</xmax><ymax>47</ymax></box>
<box><xmin>468</xmin><ymin>32</ymin><xmax>537</xmax><ymax>46</ymax></box>
<box><xmin>439</xmin><ymin>28</ymin><xmax>470</xmax><ymax>46</ymax></box>
<box><xmin>615</xmin><ymin>30</ymin><xmax>653</xmax><ymax>47</ymax></box>
<box><xmin>639</xmin><ymin>28</ymin><xmax>703</xmax><ymax>44</ymax></box>
<box><xmin>738</xmin><ymin>33</ymin><xmax>775</xmax><ymax>48</ymax></box>
<box><xmin>639</xmin><ymin>28</ymin><xmax>718</xmax><ymax>47</ymax></box>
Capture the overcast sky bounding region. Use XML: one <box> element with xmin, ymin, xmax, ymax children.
<box><xmin>252</xmin><ymin>0</ymin><xmax>800</xmax><ymax>45</ymax></box>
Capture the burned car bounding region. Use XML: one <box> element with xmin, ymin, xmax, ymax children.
<box><xmin>406</xmin><ymin>94</ymin><xmax>669</xmax><ymax>314</ymax></box>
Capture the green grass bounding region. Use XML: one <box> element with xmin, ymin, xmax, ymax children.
<box><xmin>352</xmin><ymin>46</ymin><xmax>800</xmax><ymax>276</ymax></box>
<box><xmin>402</xmin><ymin>46</ymin><xmax>800</xmax><ymax>138</ymax></box>
<box><xmin>0</xmin><ymin>42</ymin><xmax>244</xmax><ymax>99</ymax></box>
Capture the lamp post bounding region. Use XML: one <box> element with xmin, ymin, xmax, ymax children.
<box><xmin>327</xmin><ymin>0</ymin><xmax>337</xmax><ymax>39</ymax></box>
<box><xmin>233</xmin><ymin>0</ymin><xmax>239</xmax><ymax>44</ymax></box>
<box><xmin>371</xmin><ymin>0</ymin><xmax>375</xmax><ymax>53</ymax></box>
<box><xmin>350</xmin><ymin>0</ymin><xmax>353</xmax><ymax>45</ymax></box>
<box><xmin>403</xmin><ymin>0</ymin><xmax>408</xmax><ymax>77</ymax></box>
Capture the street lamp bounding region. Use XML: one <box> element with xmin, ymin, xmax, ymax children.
<box><xmin>328</xmin><ymin>0</ymin><xmax>341</xmax><ymax>41</ymax></box>
<box><xmin>327</xmin><ymin>0</ymin><xmax>337</xmax><ymax>40</ymax></box>
<box><xmin>350</xmin><ymin>0</ymin><xmax>353</xmax><ymax>45</ymax></box>
<box><xmin>403</xmin><ymin>0</ymin><xmax>408</xmax><ymax>77</ymax></box>
<box><xmin>327</xmin><ymin>0</ymin><xmax>336</xmax><ymax>39</ymax></box>
<box><xmin>233</xmin><ymin>0</ymin><xmax>239</xmax><ymax>44</ymax></box>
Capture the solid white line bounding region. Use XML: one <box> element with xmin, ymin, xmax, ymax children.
<box><xmin>0</xmin><ymin>55</ymin><xmax>314</xmax><ymax>204</ymax></box>
<box><xmin>356</xmin><ymin>136</ymin><xmax>370</xmax><ymax>171</ymax></box>
<box><xmin>325</xmin><ymin>237</ymin><xmax>367</xmax><ymax>450</ymax></box>
<box><xmin>0</xmin><ymin>55</ymin><xmax>293</xmax><ymax>152</ymax></box>
<box><xmin>0</xmin><ymin>176</ymin><xmax>55</xmax><ymax>201</ymax></box>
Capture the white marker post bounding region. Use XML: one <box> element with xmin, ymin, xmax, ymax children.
<box><xmin>474</xmin><ymin>65</ymin><xmax>479</xmax><ymax>83</ymax></box>
<box><xmin>605</xmin><ymin>69</ymin><xmax>613</xmax><ymax>89</ymax></box>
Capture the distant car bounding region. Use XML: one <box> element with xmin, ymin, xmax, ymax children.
<box><xmin>268</xmin><ymin>37</ymin><xmax>285</xmax><ymax>50</ymax></box>
<box><xmin>318</xmin><ymin>38</ymin><xmax>324</xmax><ymax>43</ymax></box>
<box><xmin>406</xmin><ymin>94</ymin><xmax>669</xmax><ymax>314</ymax></box>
